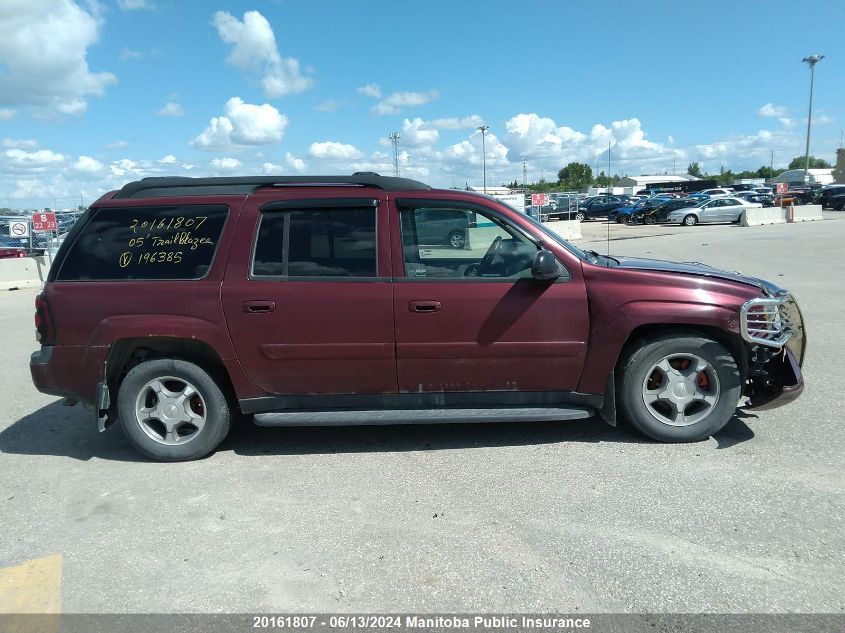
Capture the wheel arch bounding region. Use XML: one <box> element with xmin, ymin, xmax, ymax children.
<box><xmin>105</xmin><ymin>336</ymin><xmax>241</xmax><ymax>415</ymax></box>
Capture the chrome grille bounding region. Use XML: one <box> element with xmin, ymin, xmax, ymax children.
<box><xmin>740</xmin><ymin>296</ymin><xmax>796</xmax><ymax>348</ymax></box>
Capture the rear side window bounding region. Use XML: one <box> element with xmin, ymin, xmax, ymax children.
<box><xmin>252</xmin><ymin>207</ymin><xmax>376</xmax><ymax>278</ymax></box>
<box><xmin>55</xmin><ymin>205</ymin><xmax>228</xmax><ymax>281</ymax></box>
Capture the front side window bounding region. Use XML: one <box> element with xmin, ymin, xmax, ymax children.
<box><xmin>252</xmin><ymin>207</ymin><xmax>377</xmax><ymax>278</ymax></box>
<box><xmin>399</xmin><ymin>202</ymin><xmax>540</xmax><ymax>279</ymax></box>
<box><xmin>55</xmin><ymin>204</ymin><xmax>228</xmax><ymax>281</ymax></box>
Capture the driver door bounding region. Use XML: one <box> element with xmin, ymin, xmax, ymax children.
<box><xmin>390</xmin><ymin>197</ymin><xmax>589</xmax><ymax>394</ymax></box>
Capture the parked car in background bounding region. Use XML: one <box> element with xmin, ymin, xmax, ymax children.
<box><xmin>813</xmin><ymin>184</ymin><xmax>845</xmax><ymax>208</ymax></box>
<box><xmin>827</xmin><ymin>191</ymin><xmax>845</xmax><ymax>211</ymax></box>
<box><xmin>666</xmin><ymin>197</ymin><xmax>762</xmax><ymax>226</ymax></box>
<box><xmin>0</xmin><ymin>247</ymin><xmax>26</xmax><ymax>258</ymax></box>
<box><xmin>775</xmin><ymin>191</ymin><xmax>815</xmax><ymax>206</ymax></box>
<box><xmin>415</xmin><ymin>208</ymin><xmax>470</xmax><ymax>248</ymax></box>
<box><xmin>735</xmin><ymin>191</ymin><xmax>775</xmax><ymax>207</ymax></box>
<box><xmin>631</xmin><ymin>199</ymin><xmax>703</xmax><ymax>224</ymax></box>
<box><xmin>689</xmin><ymin>188</ymin><xmax>735</xmax><ymax>201</ymax></box>
<box><xmin>575</xmin><ymin>195</ymin><xmax>629</xmax><ymax>221</ymax></box>
<box><xmin>608</xmin><ymin>198</ymin><xmax>663</xmax><ymax>223</ymax></box>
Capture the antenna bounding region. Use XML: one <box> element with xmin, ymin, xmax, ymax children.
<box><xmin>389</xmin><ymin>132</ymin><xmax>400</xmax><ymax>177</ymax></box>
<box><xmin>606</xmin><ymin>140</ymin><xmax>611</xmax><ymax>265</ymax></box>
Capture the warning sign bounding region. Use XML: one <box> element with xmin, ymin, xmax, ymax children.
<box><xmin>9</xmin><ymin>220</ymin><xmax>30</xmax><ymax>238</ymax></box>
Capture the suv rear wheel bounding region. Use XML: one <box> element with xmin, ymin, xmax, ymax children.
<box><xmin>117</xmin><ymin>359</ymin><xmax>231</xmax><ymax>461</ymax></box>
<box><xmin>617</xmin><ymin>334</ymin><xmax>740</xmax><ymax>442</ymax></box>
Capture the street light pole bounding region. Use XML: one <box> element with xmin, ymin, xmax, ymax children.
<box><xmin>477</xmin><ymin>125</ymin><xmax>489</xmax><ymax>194</ymax></box>
<box><xmin>802</xmin><ymin>54</ymin><xmax>824</xmax><ymax>183</ymax></box>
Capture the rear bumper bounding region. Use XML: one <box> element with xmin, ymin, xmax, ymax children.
<box><xmin>744</xmin><ymin>348</ymin><xmax>804</xmax><ymax>411</ymax></box>
<box><xmin>30</xmin><ymin>344</ymin><xmax>106</xmax><ymax>405</ymax></box>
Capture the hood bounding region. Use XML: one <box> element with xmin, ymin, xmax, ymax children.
<box><xmin>612</xmin><ymin>256</ymin><xmax>785</xmax><ymax>296</ymax></box>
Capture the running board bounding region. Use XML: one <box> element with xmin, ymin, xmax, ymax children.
<box><xmin>253</xmin><ymin>406</ymin><xmax>595</xmax><ymax>427</ymax></box>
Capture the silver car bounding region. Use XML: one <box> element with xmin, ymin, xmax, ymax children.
<box><xmin>666</xmin><ymin>197</ymin><xmax>762</xmax><ymax>226</ymax></box>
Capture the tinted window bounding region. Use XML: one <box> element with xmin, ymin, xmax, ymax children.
<box><xmin>55</xmin><ymin>205</ymin><xmax>227</xmax><ymax>281</ymax></box>
<box><xmin>252</xmin><ymin>207</ymin><xmax>376</xmax><ymax>278</ymax></box>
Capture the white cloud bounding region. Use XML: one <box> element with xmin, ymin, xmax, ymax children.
<box><xmin>779</xmin><ymin>118</ymin><xmax>796</xmax><ymax>128</ymax></box>
<box><xmin>106</xmin><ymin>140</ymin><xmax>128</xmax><ymax>149</ymax></box>
<box><xmin>357</xmin><ymin>84</ymin><xmax>382</xmax><ymax>99</ymax></box>
<box><xmin>815</xmin><ymin>114</ymin><xmax>835</xmax><ymax>125</ymax></box>
<box><xmin>2</xmin><ymin>139</ymin><xmax>38</xmax><ymax>149</ymax></box>
<box><xmin>308</xmin><ymin>141</ymin><xmax>363</xmax><ymax>160</ymax></box>
<box><xmin>0</xmin><ymin>108</ymin><xmax>17</xmax><ymax>120</ymax></box>
<box><xmin>285</xmin><ymin>152</ymin><xmax>306</xmax><ymax>172</ymax></box>
<box><xmin>423</xmin><ymin>115</ymin><xmax>485</xmax><ymax>130</ymax></box>
<box><xmin>157</xmin><ymin>101</ymin><xmax>184</xmax><ymax>116</ymax></box>
<box><xmin>158</xmin><ymin>155</ymin><xmax>176</xmax><ymax>164</ymax></box>
<box><xmin>213</xmin><ymin>10</ymin><xmax>313</xmax><ymax>98</ymax></box>
<box><xmin>758</xmin><ymin>103</ymin><xmax>788</xmax><ymax>118</ymax></box>
<box><xmin>72</xmin><ymin>156</ymin><xmax>104</xmax><ymax>173</ymax></box>
<box><xmin>315</xmin><ymin>99</ymin><xmax>344</xmax><ymax>112</ymax></box>
<box><xmin>399</xmin><ymin>118</ymin><xmax>439</xmax><ymax>148</ymax></box>
<box><xmin>211</xmin><ymin>157</ymin><xmax>242</xmax><ymax>170</ymax></box>
<box><xmin>0</xmin><ymin>0</ymin><xmax>116</xmax><ymax>117</ymax></box>
<box><xmin>120</xmin><ymin>47</ymin><xmax>144</xmax><ymax>60</ymax></box>
<box><xmin>118</xmin><ymin>0</ymin><xmax>154</xmax><ymax>9</ymax></box>
<box><xmin>5</xmin><ymin>148</ymin><xmax>65</xmax><ymax>171</ymax></box>
<box><xmin>261</xmin><ymin>161</ymin><xmax>283</xmax><ymax>174</ymax></box>
<box><xmin>192</xmin><ymin>97</ymin><xmax>288</xmax><ymax>150</ymax></box>
<box><xmin>372</xmin><ymin>90</ymin><xmax>439</xmax><ymax>115</ymax></box>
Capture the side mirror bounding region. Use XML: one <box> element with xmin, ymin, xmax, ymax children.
<box><xmin>532</xmin><ymin>249</ymin><xmax>560</xmax><ymax>281</ymax></box>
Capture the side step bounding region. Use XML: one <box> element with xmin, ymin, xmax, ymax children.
<box><xmin>253</xmin><ymin>406</ymin><xmax>595</xmax><ymax>427</ymax></box>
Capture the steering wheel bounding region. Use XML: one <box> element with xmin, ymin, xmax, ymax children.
<box><xmin>475</xmin><ymin>236</ymin><xmax>502</xmax><ymax>276</ymax></box>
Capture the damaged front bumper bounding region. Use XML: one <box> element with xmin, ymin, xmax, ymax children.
<box><xmin>740</xmin><ymin>292</ymin><xmax>806</xmax><ymax>411</ymax></box>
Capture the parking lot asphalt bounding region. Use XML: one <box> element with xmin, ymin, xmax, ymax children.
<box><xmin>0</xmin><ymin>214</ymin><xmax>842</xmax><ymax>615</ymax></box>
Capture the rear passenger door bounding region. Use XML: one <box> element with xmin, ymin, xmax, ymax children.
<box><xmin>221</xmin><ymin>191</ymin><xmax>397</xmax><ymax>396</ymax></box>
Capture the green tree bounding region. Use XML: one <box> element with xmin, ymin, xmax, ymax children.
<box><xmin>687</xmin><ymin>162</ymin><xmax>703</xmax><ymax>178</ymax></box>
<box><xmin>557</xmin><ymin>162</ymin><xmax>593</xmax><ymax>191</ymax></box>
<box><xmin>788</xmin><ymin>156</ymin><xmax>831</xmax><ymax>170</ymax></box>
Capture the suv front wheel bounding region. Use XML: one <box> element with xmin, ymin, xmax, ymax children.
<box><xmin>117</xmin><ymin>359</ymin><xmax>231</xmax><ymax>461</ymax></box>
<box><xmin>617</xmin><ymin>334</ymin><xmax>741</xmax><ymax>442</ymax></box>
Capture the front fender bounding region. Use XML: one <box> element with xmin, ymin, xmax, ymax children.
<box><xmin>577</xmin><ymin>300</ymin><xmax>741</xmax><ymax>394</ymax></box>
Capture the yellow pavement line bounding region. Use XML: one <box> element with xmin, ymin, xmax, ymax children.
<box><xmin>0</xmin><ymin>554</ymin><xmax>61</xmax><ymax>633</ymax></box>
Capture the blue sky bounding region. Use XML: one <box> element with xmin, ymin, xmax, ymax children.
<box><xmin>1</xmin><ymin>0</ymin><xmax>843</xmax><ymax>209</ymax></box>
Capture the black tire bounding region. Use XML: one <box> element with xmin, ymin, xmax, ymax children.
<box><xmin>682</xmin><ymin>214</ymin><xmax>698</xmax><ymax>226</ymax></box>
<box><xmin>574</xmin><ymin>212</ymin><xmax>585</xmax><ymax>222</ymax></box>
<box><xmin>616</xmin><ymin>334</ymin><xmax>741</xmax><ymax>442</ymax></box>
<box><xmin>447</xmin><ymin>230</ymin><xmax>466</xmax><ymax>249</ymax></box>
<box><xmin>117</xmin><ymin>359</ymin><xmax>231</xmax><ymax>461</ymax></box>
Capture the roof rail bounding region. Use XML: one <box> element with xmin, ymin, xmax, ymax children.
<box><xmin>113</xmin><ymin>175</ymin><xmax>432</xmax><ymax>199</ymax></box>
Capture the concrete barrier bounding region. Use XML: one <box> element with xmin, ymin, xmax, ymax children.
<box><xmin>740</xmin><ymin>207</ymin><xmax>787</xmax><ymax>227</ymax></box>
<box><xmin>787</xmin><ymin>204</ymin><xmax>824</xmax><ymax>223</ymax></box>
<box><xmin>0</xmin><ymin>256</ymin><xmax>48</xmax><ymax>290</ymax></box>
<box><xmin>543</xmin><ymin>220</ymin><xmax>582</xmax><ymax>241</ymax></box>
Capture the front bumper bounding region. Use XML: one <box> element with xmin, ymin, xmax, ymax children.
<box><xmin>744</xmin><ymin>347</ymin><xmax>804</xmax><ymax>410</ymax></box>
<box><xmin>740</xmin><ymin>293</ymin><xmax>806</xmax><ymax>411</ymax></box>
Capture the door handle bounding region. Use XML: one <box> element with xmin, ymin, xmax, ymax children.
<box><xmin>408</xmin><ymin>300</ymin><xmax>441</xmax><ymax>313</ymax></box>
<box><xmin>242</xmin><ymin>300</ymin><xmax>276</xmax><ymax>313</ymax></box>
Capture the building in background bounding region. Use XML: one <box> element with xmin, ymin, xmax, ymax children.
<box><xmin>768</xmin><ymin>169</ymin><xmax>834</xmax><ymax>185</ymax></box>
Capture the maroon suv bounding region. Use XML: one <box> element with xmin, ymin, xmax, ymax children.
<box><xmin>30</xmin><ymin>175</ymin><xmax>805</xmax><ymax>461</ymax></box>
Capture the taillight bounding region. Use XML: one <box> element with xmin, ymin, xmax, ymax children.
<box><xmin>34</xmin><ymin>294</ymin><xmax>54</xmax><ymax>344</ymax></box>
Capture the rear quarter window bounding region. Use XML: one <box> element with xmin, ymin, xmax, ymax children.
<box><xmin>54</xmin><ymin>205</ymin><xmax>228</xmax><ymax>281</ymax></box>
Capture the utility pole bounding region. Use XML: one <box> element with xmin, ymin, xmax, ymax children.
<box><xmin>477</xmin><ymin>125</ymin><xmax>489</xmax><ymax>194</ymax></box>
<box><xmin>607</xmin><ymin>140</ymin><xmax>611</xmax><ymax>193</ymax></box>
<box><xmin>522</xmin><ymin>158</ymin><xmax>527</xmax><ymax>188</ymax></box>
<box><xmin>388</xmin><ymin>132</ymin><xmax>400</xmax><ymax>178</ymax></box>
<box><xmin>802</xmin><ymin>54</ymin><xmax>824</xmax><ymax>183</ymax></box>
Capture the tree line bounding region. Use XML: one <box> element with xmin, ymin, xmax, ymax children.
<box><xmin>506</xmin><ymin>156</ymin><xmax>832</xmax><ymax>192</ymax></box>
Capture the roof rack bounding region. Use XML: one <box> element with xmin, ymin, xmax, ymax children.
<box><xmin>113</xmin><ymin>175</ymin><xmax>432</xmax><ymax>199</ymax></box>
